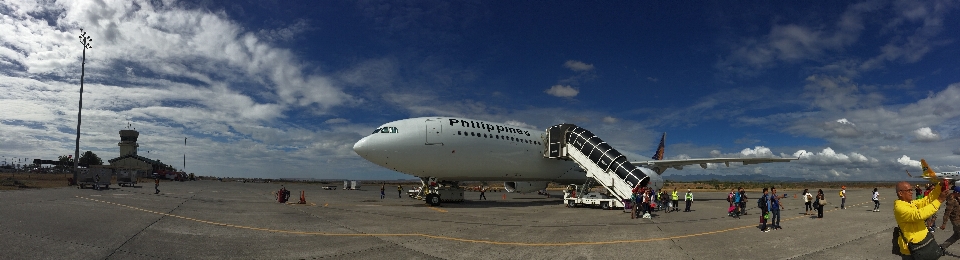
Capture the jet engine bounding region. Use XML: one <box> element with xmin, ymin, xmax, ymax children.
<box><xmin>503</xmin><ymin>181</ymin><xmax>549</xmax><ymax>193</ymax></box>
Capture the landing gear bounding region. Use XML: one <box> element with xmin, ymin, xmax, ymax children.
<box><xmin>416</xmin><ymin>177</ymin><xmax>465</xmax><ymax>206</ymax></box>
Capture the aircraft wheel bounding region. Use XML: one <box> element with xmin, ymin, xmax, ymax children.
<box><xmin>426</xmin><ymin>194</ymin><xmax>441</xmax><ymax>206</ymax></box>
<box><xmin>567</xmin><ymin>200</ymin><xmax>576</xmax><ymax>208</ymax></box>
<box><xmin>601</xmin><ymin>201</ymin><xmax>610</xmax><ymax>210</ymax></box>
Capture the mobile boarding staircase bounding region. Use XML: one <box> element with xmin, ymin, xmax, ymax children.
<box><xmin>545</xmin><ymin>124</ymin><xmax>650</xmax><ymax>208</ymax></box>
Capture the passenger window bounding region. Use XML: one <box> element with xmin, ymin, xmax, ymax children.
<box><xmin>470</xmin><ymin>132</ymin><xmax>475</xmax><ymax>136</ymax></box>
<box><xmin>458</xmin><ymin>131</ymin><xmax>462</xmax><ymax>135</ymax></box>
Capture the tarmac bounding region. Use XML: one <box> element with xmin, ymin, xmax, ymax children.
<box><xmin>0</xmin><ymin>181</ymin><xmax>951</xmax><ymax>259</ymax></box>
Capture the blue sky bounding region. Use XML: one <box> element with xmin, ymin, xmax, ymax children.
<box><xmin>1</xmin><ymin>0</ymin><xmax>959</xmax><ymax>181</ymax></box>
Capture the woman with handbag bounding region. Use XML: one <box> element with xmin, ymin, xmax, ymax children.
<box><xmin>815</xmin><ymin>189</ymin><xmax>825</xmax><ymax>218</ymax></box>
<box><xmin>894</xmin><ymin>180</ymin><xmax>946</xmax><ymax>259</ymax></box>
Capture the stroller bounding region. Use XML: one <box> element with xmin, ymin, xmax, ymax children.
<box><xmin>728</xmin><ymin>204</ymin><xmax>740</xmax><ymax>218</ymax></box>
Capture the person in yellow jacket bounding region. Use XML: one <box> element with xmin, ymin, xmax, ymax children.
<box><xmin>895</xmin><ymin>180</ymin><xmax>945</xmax><ymax>257</ymax></box>
<box><xmin>671</xmin><ymin>188</ymin><xmax>679</xmax><ymax>212</ymax></box>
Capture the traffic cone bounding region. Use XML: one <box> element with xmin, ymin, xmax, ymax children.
<box><xmin>502</xmin><ymin>194</ymin><xmax>506</xmax><ymax>200</ymax></box>
<box><xmin>794</xmin><ymin>194</ymin><xmax>797</xmax><ymax>199</ymax></box>
<box><xmin>298</xmin><ymin>191</ymin><xmax>306</xmax><ymax>204</ymax></box>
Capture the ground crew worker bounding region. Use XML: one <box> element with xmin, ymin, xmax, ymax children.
<box><xmin>840</xmin><ymin>186</ymin><xmax>847</xmax><ymax>209</ymax></box>
<box><xmin>154</xmin><ymin>177</ymin><xmax>160</xmax><ymax>194</ymax></box>
<box><xmin>479</xmin><ymin>186</ymin><xmax>487</xmax><ymax>200</ymax></box>
<box><xmin>671</xmin><ymin>188</ymin><xmax>679</xmax><ymax>212</ymax></box>
<box><xmin>684</xmin><ymin>189</ymin><xmax>693</xmax><ymax>212</ymax></box>
<box><xmin>398</xmin><ymin>185</ymin><xmax>403</xmax><ymax>198</ymax></box>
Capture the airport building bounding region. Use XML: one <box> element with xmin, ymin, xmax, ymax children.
<box><xmin>105</xmin><ymin>129</ymin><xmax>165</xmax><ymax>176</ymax></box>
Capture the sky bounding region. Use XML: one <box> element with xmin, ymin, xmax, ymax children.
<box><xmin>1</xmin><ymin>0</ymin><xmax>959</xmax><ymax>181</ymax></box>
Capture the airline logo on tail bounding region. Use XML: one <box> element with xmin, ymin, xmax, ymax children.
<box><xmin>651</xmin><ymin>133</ymin><xmax>665</xmax><ymax>160</ymax></box>
<box><xmin>921</xmin><ymin>159</ymin><xmax>937</xmax><ymax>179</ymax></box>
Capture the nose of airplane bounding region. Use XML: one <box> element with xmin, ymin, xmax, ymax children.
<box><xmin>353</xmin><ymin>136</ymin><xmax>371</xmax><ymax>158</ymax></box>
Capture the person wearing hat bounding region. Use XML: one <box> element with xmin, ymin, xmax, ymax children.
<box><xmin>940</xmin><ymin>185</ymin><xmax>960</xmax><ymax>250</ymax></box>
<box><xmin>840</xmin><ymin>186</ymin><xmax>846</xmax><ymax>209</ymax></box>
<box><xmin>684</xmin><ymin>188</ymin><xmax>693</xmax><ymax>212</ymax></box>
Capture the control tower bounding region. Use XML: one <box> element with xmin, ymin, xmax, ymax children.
<box><xmin>119</xmin><ymin>129</ymin><xmax>140</xmax><ymax>156</ymax></box>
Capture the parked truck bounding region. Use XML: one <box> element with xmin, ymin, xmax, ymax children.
<box><xmin>76</xmin><ymin>168</ymin><xmax>113</xmax><ymax>189</ymax></box>
<box><xmin>562</xmin><ymin>184</ymin><xmax>626</xmax><ymax>210</ymax></box>
<box><xmin>116</xmin><ymin>169</ymin><xmax>138</xmax><ymax>187</ymax></box>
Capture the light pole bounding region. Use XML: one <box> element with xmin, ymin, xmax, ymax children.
<box><xmin>74</xmin><ymin>29</ymin><xmax>93</xmax><ymax>182</ymax></box>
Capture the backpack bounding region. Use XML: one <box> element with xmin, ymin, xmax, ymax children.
<box><xmin>758</xmin><ymin>194</ymin><xmax>768</xmax><ymax>209</ymax></box>
<box><xmin>891</xmin><ymin>226</ymin><xmax>903</xmax><ymax>256</ymax></box>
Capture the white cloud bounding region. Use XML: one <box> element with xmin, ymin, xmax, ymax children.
<box><xmin>792</xmin><ymin>147</ymin><xmax>879</xmax><ymax>165</ymax></box>
<box><xmin>564</xmin><ymin>60</ymin><xmax>594</xmax><ymax>72</ymax></box>
<box><xmin>739</xmin><ymin>146</ymin><xmax>774</xmax><ymax>157</ymax></box>
<box><xmin>897</xmin><ymin>155</ymin><xmax>921</xmax><ymax>168</ymax></box>
<box><xmin>878</xmin><ymin>145</ymin><xmax>900</xmax><ymax>152</ymax></box>
<box><xmin>545</xmin><ymin>85</ymin><xmax>579</xmax><ymax>98</ymax></box>
<box><xmin>912</xmin><ymin>127</ymin><xmax>941</xmax><ymax>142</ymax></box>
<box><xmin>324</xmin><ymin>118</ymin><xmax>349</xmax><ymax>124</ymax></box>
<box><xmin>836</xmin><ymin>118</ymin><xmax>854</xmax><ymax>125</ymax></box>
<box><xmin>602</xmin><ymin>116</ymin><xmax>618</xmax><ymax>124</ymax></box>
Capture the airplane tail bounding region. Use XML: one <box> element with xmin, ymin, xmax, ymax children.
<box><xmin>921</xmin><ymin>159</ymin><xmax>937</xmax><ymax>179</ymax></box>
<box><xmin>651</xmin><ymin>133</ymin><xmax>665</xmax><ymax>160</ymax></box>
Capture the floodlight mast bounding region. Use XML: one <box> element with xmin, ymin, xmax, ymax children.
<box><xmin>74</xmin><ymin>29</ymin><xmax>92</xmax><ymax>182</ymax></box>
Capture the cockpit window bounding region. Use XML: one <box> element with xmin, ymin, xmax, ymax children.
<box><xmin>372</xmin><ymin>127</ymin><xmax>399</xmax><ymax>134</ymax></box>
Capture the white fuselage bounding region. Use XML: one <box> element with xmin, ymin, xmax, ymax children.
<box><xmin>353</xmin><ymin>117</ymin><xmax>664</xmax><ymax>189</ymax></box>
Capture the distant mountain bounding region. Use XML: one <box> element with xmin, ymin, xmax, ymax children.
<box><xmin>663</xmin><ymin>173</ymin><xmax>813</xmax><ymax>182</ymax></box>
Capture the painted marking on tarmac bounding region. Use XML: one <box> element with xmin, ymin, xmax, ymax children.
<box><xmin>76</xmin><ymin>195</ymin><xmax>881</xmax><ymax>247</ymax></box>
<box><xmin>428</xmin><ymin>207</ymin><xmax>447</xmax><ymax>213</ymax></box>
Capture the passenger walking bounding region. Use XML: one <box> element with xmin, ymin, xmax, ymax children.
<box><xmin>661</xmin><ymin>189</ymin><xmax>670</xmax><ymax>213</ymax></box>
<box><xmin>815</xmin><ymin>189</ymin><xmax>824</xmax><ymax>218</ymax></box>
<box><xmin>154</xmin><ymin>177</ymin><xmax>160</xmax><ymax>194</ymax></box>
<box><xmin>927</xmin><ymin>184</ymin><xmax>939</xmax><ymax>232</ymax></box>
<box><xmin>940</xmin><ymin>185</ymin><xmax>960</xmax><ymax>251</ymax></box>
<box><xmin>671</xmin><ymin>188</ymin><xmax>679</xmax><ymax>212</ymax></box>
<box><xmin>916</xmin><ymin>184</ymin><xmax>923</xmax><ymax>200</ymax></box>
<box><xmin>728</xmin><ymin>189</ymin><xmax>735</xmax><ymax>208</ymax></box>
<box><xmin>840</xmin><ymin>186</ymin><xmax>847</xmax><ymax>209</ymax></box>
<box><xmin>731</xmin><ymin>188</ymin><xmax>743</xmax><ymax>218</ymax></box>
<box><xmin>759</xmin><ymin>188</ymin><xmax>769</xmax><ymax>232</ymax></box>
<box><xmin>769</xmin><ymin>187</ymin><xmax>783</xmax><ymax>230</ymax></box>
<box><xmin>873</xmin><ymin>188</ymin><xmax>881</xmax><ymax>212</ymax></box>
<box><xmin>398</xmin><ymin>185</ymin><xmax>403</xmax><ymax>198</ymax></box>
<box><xmin>739</xmin><ymin>188</ymin><xmax>749</xmax><ymax>215</ymax></box>
<box><xmin>803</xmin><ymin>189</ymin><xmax>813</xmax><ymax>215</ymax></box>
<box><xmin>642</xmin><ymin>189</ymin><xmax>651</xmax><ymax>218</ymax></box>
<box><xmin>380</xmin><ymin>184</ymin><xmax>385</xmax><ymax>199</ymax></box>
<box><xmin>631</xmin><ymin>189</ymin><xmax>640</xmax><ymax>219</ymax></box>
<box><xmin>479</xmin><ymin>186</ymin><xmax>487</xmax><ymax>200</ymax></box>
<box><xmin>894</xmin><ymin>180</ymin><xmax>945</xmax><ymax>258</ymax></box>
<box><xmin>684</xmin><ymin>189</ymin><xmax>693</xmax><ymax>212</ymax></box>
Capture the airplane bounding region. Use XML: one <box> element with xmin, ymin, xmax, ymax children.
<box><xmin>353</xmin><ymin>117</ymin><xmax>798</xmax><ymax>206</ymax></box>
<box><xmin>905</xmin><ymin>159</ymin><xmax>960</xmax><ymax>181</ymax></box>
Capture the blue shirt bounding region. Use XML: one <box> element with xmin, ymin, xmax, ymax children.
<box><xmin>768</xmin><ymin>193</ymin><xmax>780</xmax><ymax>210</ymax></box>
<box><xmin>734</xmin><ymin>192</ymin><xmax>742</xmax><ymax>203</ymax></box>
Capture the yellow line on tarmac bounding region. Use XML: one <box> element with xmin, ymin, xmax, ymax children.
<box><xmin>428</xmin><ymin>207</ymin><xmax>448</xmax><ymax>213</ymax></box>
<box><xmin>74</xmin><ymin>196</ymin><xmax>878</xmax><ymax>247</ymax></box>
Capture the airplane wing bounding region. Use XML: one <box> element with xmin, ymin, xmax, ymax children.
<box><xmin>631</xmin><ymin>157</ymin><xmax>798</xmax><ymax>175</ymax></box>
